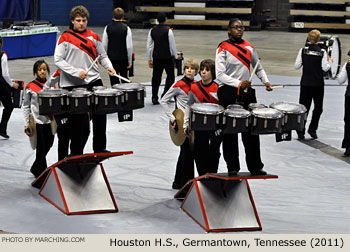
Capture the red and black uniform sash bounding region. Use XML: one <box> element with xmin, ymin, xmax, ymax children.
<box><xmin>217</xmin><ymin>39</ymin><xmax>253</xmax><ymax>71</ymax></box>
<box><xmin>26</xmin><ymin>79</ymin><xmax>45</xmax><ymax>93</ymax></box>
<box><xmin>173</xmin><ymin>77</ymin><xmax>193</xmax><ymax>95</ymax></box>
<box><xmin>58</xmin><ymin>29</ymin><xmax>99</xmax><ymax>60</ymax></box>
<box><xmin>191</xmin><ymin>80</ymin><xmax>219</xmax><ymax>104</ymax></box>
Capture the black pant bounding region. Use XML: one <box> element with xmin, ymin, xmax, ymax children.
<box><xmin>88</xmin><ymin>79</ymin><xmax>107</xmax><ymax>152</ymax></box>
<box><xmin>342</xmin><ymin>95</ymin><xmax>350</xmax><ymax>148</ymax></box>
<box><xmin>151</xmin><ymin>58</ymin><xmax>175</xmax><ymax>100</ymax></box>
<box><xmin>30</xmin><ymin>124</ymin><xmax>54</xmax><ymax>177</ymax></box>
<box><xmin>0</xmin><ymin>82</ymin><xmax>14</xmax><ymax>134</ymax></box>
<box><xmin>55</xmin><ymin>114</ymin><xmax>69</xmax><ymax>161</ymax></box>
<box><xmin>298</xmin><ymin>85</ymin><xmax>324</xmax><ymax>134</ymax></box>
<box><xmin>109</xmin><ymin>59</ymin><xmax>129</xmax><ymax>85</ymax></box>
<box><xmin>174</xmin><ymin>137</ymin><xmax>194</xmax><ymax>186</ymax></box>
<box><xmin>218</xmin><ymin>85</ymin><xmax>264</xmax><ymax>172</ymax></box>
<box><xmin>193</xmin><ymin>130</ymin><xmax>222</xmax><ymax>176</ymax></box>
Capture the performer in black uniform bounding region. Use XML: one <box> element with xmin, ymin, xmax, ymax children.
<box><xmin>337</xmin><ymin>50</ymin><xmax>350</xmax><ymax>156</ymax></box>
<box><xmin>294</xmin><ymin>29</ymin><xmax>331</xmax><ymax>140</ymax></box>
<box><xmin>0</xmin><ymin>36</ymin><xmax>19</xmax><ymax>139</ymax></box>
<box><xmin>216</xmin><ymin>18</ymin><xmax>272</xmax><ymax>176</ymax></box>
<box><xmin>102</xmin><ymin>7</ymin><xmax>133</xmax><ymax>85</ymax></box>
<box><xmin>146</xmin><ymin>12</ymin><xmax>181</xmax><ymax>105</ymax></box>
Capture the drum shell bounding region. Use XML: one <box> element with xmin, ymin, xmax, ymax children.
<box><xmin>251</xmin><ymin>116</ymin><xmax>283</xmax><ymax>135</ymax></box>
<box><xmin>282</xmin><ymin>111</ymin><xmax>307</xmax><ymax>131</ymax></box>
<box><xmin>120</xmin><ymin>89</ymin><xmax>145</xmax><ymax>111</ymax></box>
<box><xmin>38</xmin><ymin>95</ymin><xmax>68</xmax><ymax>115</ymax></box>
<box><xmin>93</xmin><ymin>93</ymin><xmax>124</xmax><ymax>115</ymax></box>
<box><xmin>113</xmin><ymin>84</ymin><xmax>145</xmax><ymax>111</ymax></box>
<box><xmin>67</xmin><ymin>95</ymin><xmax>92</xmax><ymax>114</ymax></box>
<box><xmin>190</xmin><ymin>111</ymin><xmax>223</xmax><ymax>131</ymax></box>
<box><xmin>223</xmin><ymin>115</ymin><xmax>250</xmax><ymax>134</ymax></box>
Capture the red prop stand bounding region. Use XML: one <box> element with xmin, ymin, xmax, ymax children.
<box><xmin>32</xmin><ymin>151</ymin><xmax>133</xmax><ymax>215</ymax></box>
<box><xmin>174</xmin><ymin>172</ymin><xmax>278</xmax><ymax>232</ymax></box>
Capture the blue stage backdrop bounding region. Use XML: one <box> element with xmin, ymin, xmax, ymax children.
<box><xmin>0</xmin><ymin>0</ymin><xmax>33</xmax><ymax>21</ymax></box>
<box><xmin>40</xmin><ymin>0</ymin><xmax>113</xmax><ymax>26</ymax></box>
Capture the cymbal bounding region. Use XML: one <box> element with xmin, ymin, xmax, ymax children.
<box><xmin>169</xmin><ymin>109</ymin><xmax>186</xmax><ymax>146</ymax></box>
<box><xmin>28</xmin><ymin>114</ymin><xmax>37</xmax><ymax>150</ymax></box>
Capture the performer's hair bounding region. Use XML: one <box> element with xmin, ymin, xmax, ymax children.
<box><xmin>200</xmin><ymin>59</ymin><xmax>216</xmax><ymax>80</ymax></box>
<box><xmin>157</xmin><ymin>12</ymin><xmax>166</xmax><ymax>23</ymax></box>
<box><xmin>113</xmin><ymin>7</ymin><xmax>125</xmax><ymax>20</ymax></box>
<box><xmin>308</xmin><ymin>30</ymin><xmax>321</xmax><ymax>44</ymax></box>
<box><xmin>228</xmin><ymin>18</ymin><xmax>242</xmax><ymax>28</ymax></box>
<box><xmin>70</xmin><ymin>5</ymin><xmax>90</xmax><ymax>21</ymax></box>
<box><xmin>33</xmin><ymin>60</ymin><xmax>50</xmax><ymax>76</ymax></box>
<box><xmin>184</xmin><ymin>59</ymin><xmax>199</xmax><ymax>74</ymax></box>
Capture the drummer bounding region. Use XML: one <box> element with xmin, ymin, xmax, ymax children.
<box><xmin>54</xmin><ymin>5</ymin><xmax>116</xmax><ymax>156</ymax></box>
<box><xmin>160</xmin><ymin>59</ymin><xmax>199</xmax><ymax>189</ymax></box>
<box><xmin>215</xmin><ymin>18</ymin><xmax>272</xmax><ymax>176</ymax></box>
<box><xmin>23</xmin><ymin>60</ymin><xmax>54</xmax><ymax>178</ymax></box>
<box><xmin>183</xmin><ymin>59</ymin><xmax>222</xmax><ymax>176</ymax></box>
<box><xmin>294</xmin><ymin>29</ymin><xmax>331</xmax><ymax>140</ymax></box>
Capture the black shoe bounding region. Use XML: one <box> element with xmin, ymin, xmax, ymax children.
<box><xmin>344</xmin><ymin>148</ymin><xmax>350</xmax><ymax>157</ymax></box>
<box><xmin>172</xmin><ymin>182</ymin><xmax>182</xmax><ymax>190</ymax></box>
<box><xmin>0</xmin><ymin>131</ymin><xmax>9</xmax><ymax>139</ymax></box>
<box><xmin>308</xmin><ymin>130</ymin><xmax>318</xmax><ymax>139</ymax></box>
<box><xmin>152</xmin><ymin>98</ymin><xmax>159</xmax><ymax>105</ymax></box>
<box><xmin>95</xmin><ymin>149</ymin><xmax>111</xmax><ymax>153</ymax></box>
<box><xmin>250</xmin><ymin>169</ymin><xmax>267</xmax><ymax>176</ymax></box>
<box><xmin>228</xmin><ymin>170</ymin><xmax>238</xmax><ymax>176</ymax></box>
<box><xmin>297</xmin><ymin>131</ymin><xmax>305</xmax><ymax>140</ymax></box>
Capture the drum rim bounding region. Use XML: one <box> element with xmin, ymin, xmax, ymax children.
<box><xmin>38</xmin><ymin>89</ymin><xmax>68</xmax><ymax>97</ymax></box>
<box><xmin>191</xmin><ymin>103</ymin><xmax>224</xmax><ymax>115</ymax></box>
<box><xmin>248</xmin><ymin>103</ymin><xmax>267</xmax><ymax>109</ymax></box>
<box><xmin>68</xmin><ymin>91</ymin><xmax>93</xmax><ymax>97</ymax></box>
<box><xmin>112</xmin><ymin>83</ymin><xmax>145</xmax><ymax>91</ymax></box>
<box><xmin>227</xmin><ymin>104</ymin><xmax>244</xmax><ymax>109</ymax></box>
<box><xmin>93</xmin><ymin>88</ymin><xmax>124</xmax><ymax>97</ymax></box>
<box><xmin>270</xmin><ymin>102</ymin><xmax>307</xmax><ymax>114</ymax></box>
<box><xmin>251</xmin><ymin>108</ymin><xmax>284</xmax><ymax>119</ymax></box>
<box><xmin>224</xmin><ymin>108</ymin><xmax>251</xmax><ymax>118</ymax></box>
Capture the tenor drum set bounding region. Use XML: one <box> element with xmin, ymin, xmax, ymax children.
<box><xmin>189</xmin><ymin>102</ymin><xmax>307</xmax><ymax>139</ymax></box>
<box><xmin>37</xmin><ymin>83</ymin><xmax>146</xmax><ymax>116</ymax></box>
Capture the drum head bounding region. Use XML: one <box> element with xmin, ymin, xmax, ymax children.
<box><xmin>94</xmin><ymin>88</ymin><xmax>123</xmax><ymax>96</ymax></box>
<box><xmin>191</xmin><ymin>103</ymin><xmax>224</xmax><ymax>115</ymax></box>
<box><xmin>38</xmin><ymin>89</ymin><xmax>68</xmax><ymax>97</ymax></box>
<box><xmin>113</xmin><ymin>83</ymin><xmax>144</xmax><ymax>91</ymax></box>
<box><xmin>92</xmin><ymin>86</ymin><xmax>107</xmax><ymax>91</ymax></box>
<box><xmin>270</xmin><ymin>102</ymin><xmax>307</xmax><ymax>114</ymax></box>
<box><xmin>248</xmin><ymin>103</ymin><xmax>267</xmax><ymax>110</ymax></box>
<box><xmin>68</xmin><ymin>89</ymin><xmax>92</xmax><ymax>97</ymax></box>
<box><xmin>251</xmin><ymin>108</ymin><xmax>283</xmax><ymax>119</ymax></box>
<box><xmin>329</xmin><ymin>37</ymin><xmax>341</xmax><ymax>79</ymax></box>
<box><xmin>227</xmin><ymin>104</ymin><xmax>243</xmax><ymax>109</ymax></box>
<box><xmin>224</xmin><ymin>108</ymin><xmax>250</xmax><ymax>118</ymax></box>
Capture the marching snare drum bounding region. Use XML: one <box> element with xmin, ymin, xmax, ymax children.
<box><xmin>112</xmin><ymin>83</ymin><xmax>145</xmax><ymax>111</ymax></box>
<box><xmin>190</xmin><ymin>103</ymin><xmax>224</xmax><ymax>131</ymax></box>
<box><xmin>93</xmin><ymin>88</ymin><xmax>124</xmax><ymax>114</ymax></box>
<box><xmin>38</xmin><ymin>88</ymin><xmax>68</xmax><ymax>115</ymax></box>
<box><xmin>67</xmin><ymin>89</ymin><xmax>93</xmax><ymax>114</ymax></box>
<box><xmin>250</xmin><ymin>108</ymin><xmax>284</xmax><ymax>135</ymax></box>
<box><xmin>248</xmin><ymin>103</ymin><xmax>267</xmax><ymax>111</ymax></box>
<box><xmin>270</xmin><ymin>102</ymin><xmax>307</xmax><ymax>131</ymax></box>
<box><xmin>223</xmin><ymin>107</ymin><xmax>251</xmax><ymax>134</ymax></box>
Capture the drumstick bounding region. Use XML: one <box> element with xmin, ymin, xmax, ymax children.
<box><xmin>86</xmin><ymin>55</ymin><xmax>100</xmax><ymax>75</ymax></box>
<box><xmin>271</xmin><ymin>85</ymin><xmax>284</xmax><ymax>89</ymax></box>
<box><xmin>244</xmin><ymin>59</ymin><xmax>260</xmax><ymax>93</ymax></box>
<box><xmin>249</xmin><ymin>59</ymin><xmax>260</xmax><ymax>82</ymax></box>
<box><xmin>113</xmin><ymin>73</ymin><xmax>131</xmax><ymax>83</ymax></box>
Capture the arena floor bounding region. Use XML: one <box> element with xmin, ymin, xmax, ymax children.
<box><xmin>1</xmin><ymin>28</ymin><xmax>350</xmax><ymax>234</ymax></box>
